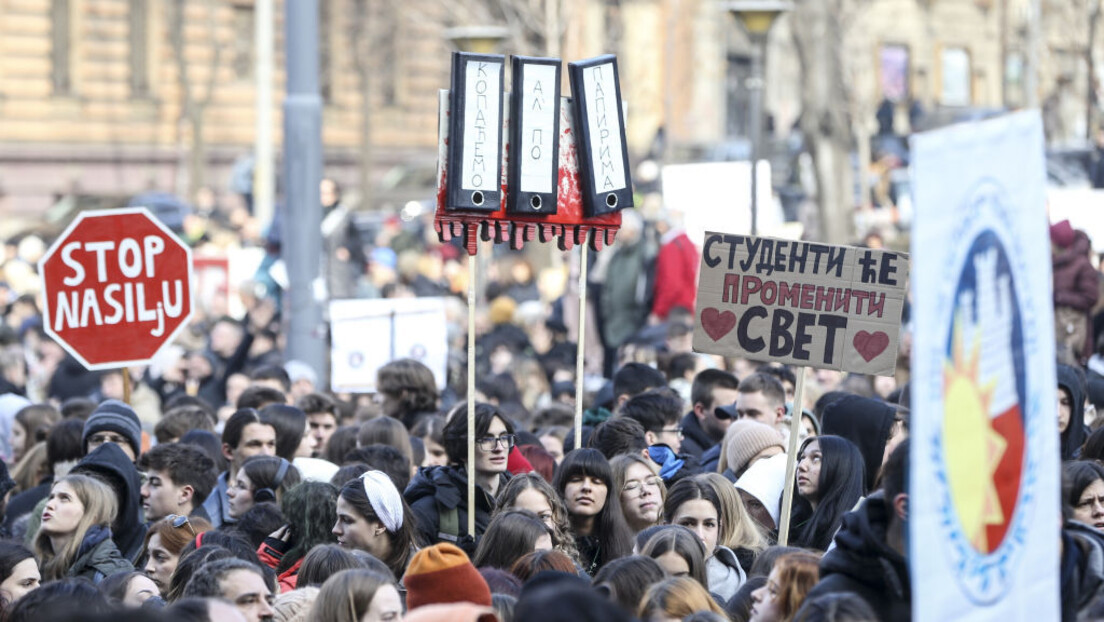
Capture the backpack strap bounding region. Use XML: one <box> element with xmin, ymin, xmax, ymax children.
<box><xmin>436</xmin><ymin>500</ymin><xmax>460</xmax><ymax>543</ymax></box>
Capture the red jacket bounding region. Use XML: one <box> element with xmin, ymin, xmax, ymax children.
<box><xmin>652</xmin><ymin>231</ymin><xmax>699</xmax><ymax>320</ymax></box>
<box><xmin>257</xmin><ymin>540</ymin><xmax>303</xmax><ymax>594</ymax></box>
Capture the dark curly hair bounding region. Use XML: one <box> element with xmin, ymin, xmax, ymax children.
<box><xmin>278</xmin><ymin>481</ymin><xmax>339</xmax><ymax>573</ymax></box>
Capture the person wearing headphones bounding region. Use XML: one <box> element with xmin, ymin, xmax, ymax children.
<box><xmin>227</xmin><ymin>456</ymin><xmax>301</xmax><ymax>521</ymax></box>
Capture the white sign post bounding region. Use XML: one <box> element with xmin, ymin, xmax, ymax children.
<box><xmin>910</xmin><ymin>111</ymin><xmax>1059</xmax><ymax>620</ymax></box>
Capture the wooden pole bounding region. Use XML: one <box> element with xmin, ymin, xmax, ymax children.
<box><xmin>467</xmin><ymin>253</ymin><xmax>477</xmax><ymax>538</ymax></box>
<box><xmin>574</xmin><ymin>236</ymin><xmax>589</xmax><ymax>450</ymax></box>
<box><xmin>777</xmin><ymin>368</ymin><xmax>806</xmax><ymax>546</ymax></box>
<box><xmin>121</xmin><ymin>367</ymin><xmax>132</xmax><ymax>405</ymax></box>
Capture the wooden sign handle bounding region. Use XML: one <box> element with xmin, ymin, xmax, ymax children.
<box><xmin>777</xmin><ymin>368</ymin><xmax>806</xmax><ymax>546</ymax></box>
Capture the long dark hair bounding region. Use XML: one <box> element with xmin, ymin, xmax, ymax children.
<box><xmin>1063</xmin><ymin>460</ymin><xmax>1104</xmax><ymax>521</ymax></box>
<box><xmin>553</xmin><ymin>448</ymin><xmax>632</xmax><ymax>570</ymax></box>
<box><xmin>0</xmin><ymin>542</ymin><xmax>34</xmax><ymax>608</ymax></box>
<box><xmin>788</xmin><ymin>435</ymin><xmax>864</xmax><ymax>551</ymax></box>
<box><xmin>279</xmin><ymin>481</ymin><xmax>338</xmax><ymax>573</ymax></box>
<box><xmin>472</xmin><ymin>510</ymin><xmax>550</xmax><ymax>570</ymax></box>
<box><xmin>338</xmin><ymin>477</ymin><xmax>418</xmax><ymax>578</ymax></box>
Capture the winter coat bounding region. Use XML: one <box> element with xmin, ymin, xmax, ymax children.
<box><xmin>257</xmin><ymin>538</ymin><xmax>303</xmax><ymax>594</ymax></box>
<box><xmin>651</xmin><ymin>230</ymin><xmax>698</xmax><ymax>320</ymax></box>
<box><xmin>202</xmin><ymin>472</ymin><xmax>235</xmax><ymax>530</ymax></box>
<box><xmin>706</xmin><ymin>545</ymin><xmax>746</xmax><ymax>603</ymax></box>
<box><xmin>679</xmin><ymin>412</ymin><xmax>715</xmax><ymax>461</ymax></box>
<box><xmin>798</xmin><ymin>493</ymin><xmax>909</xmax><ymax>621</ymax></box>
<box><xmin>1054</xmin><ymin>230</ymin><xmax>1100</xmax><ymax>312</ymax></box>
<box><xmin>599</xmin><ymin>238</ymin><xmax>652</xmax><ymax>348</ymax></box>
<box><xmin>819</xmin><ymin>395</ymin><xmax>896</xmax><ymax>493</ymax></box>
<box><xmin>67</xmin><ymin>525</ymin><xmax>134</xmax><ymax>583</ymax></box>
<box><xmin>1062</xmin><ymin>521</ymin><xmax>1104</xmax><ymax>622</ymax></box>
<box><xmin>73</xmin><ymin>443</ymin><xmax>147</xmax><ymax>561</ymax></box>
<box><xmin>1059</xmin><ymin>364</ymin><xmax>1090</xmax><ymax>460</ymax></box>
<box><xmin>404</xmin><ymin>465</ymin><xmax>509</xmax><ymax>557</ymax></box>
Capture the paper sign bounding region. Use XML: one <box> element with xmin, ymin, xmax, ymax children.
<box><xmin>329</xmin><ymin>298</ymin><xmax>448</xmax><ymax>393</ymax></box>
<box><xmin>910</xmin><ymin>111</ymin><xmax>1058</xmax><ymax>620</ymax></box>
<box><xmin>692</xmin><ymin>233</ymin><xmax>908</xmax><ymax>376</ymax></box>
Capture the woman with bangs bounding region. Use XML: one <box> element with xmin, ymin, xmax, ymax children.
<box><xmin>34</xmin><ymin>473</ymin><xmax>133</xmax><ymax>582</ymax></box>
<box><xmin>553</xmin><ymin>448</ymin><xmax>632</xmax><ymax>574</ymax></box>
<box><xmin>494</xmin><ymin>471</ymin><xmax>580</xmax><ymax>564</ymax></box>
<box><xmin>787</xmin><ymin>435</ymin><xmax>865</xmax><ymax>551</ymax></box>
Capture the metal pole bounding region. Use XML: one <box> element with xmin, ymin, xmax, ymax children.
<box><xmin>253</xmin><ymin>0</ymin><xmax>274</xmax><ymax>228</ymax></box>
<box><xmin>467</xmin><ymin>254</ymin><xmax>477</xmax><ymax>538</ymax></box>
<box><xmin>575</xmin><ymin>238</ymin><xmax>589</xmax><ymax>449</ymax></box>
<box><xmin>283</xmin><ymin>0</ymin><xmax>326</xmax><ymax>376</ymax></box>
<box><xmin>748</xmin><ymin>33</ymin><xmax>765</xmax><ymax>236</ymax></box>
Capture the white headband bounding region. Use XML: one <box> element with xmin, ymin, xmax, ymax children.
<box><xmin>361</xmin><ymin>470</ymin><xmax>404</xmax><ymax>532</ymax></box>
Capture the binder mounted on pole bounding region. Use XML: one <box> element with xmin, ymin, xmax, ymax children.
<box><xmin>568</xmin><ymin>55</ymin><xmax>633</xmax><ymax>217</ymax></box>
<box><xmin>446</xmin><ymin>52</ymin><xmax>506</xmax><ymax>212</ymax></box>
<box><xmin>507</xmin><ymin>56</ymin><xmax>562</xmax><ymax>215</ymax></box>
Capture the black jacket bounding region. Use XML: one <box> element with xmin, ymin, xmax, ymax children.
<box><xmin>73</xmin><ymin>443</ymin><xmax>147</xmax><ymax>561</ymax></box>
<box><xmin>1058</xmin><ymin>364</ymin><xmax>1089</xmax><ymax>460</ymax></box>
<box><xmin>679</xmin><ymin>412</ymin><xmax>715</xmax><ymax>461</ymax></box>
<box><xmin>798</xmin><ymin>493</ymin><xmax>910</xmax><ymax>621</ymax></box>
<box><xmin>1062</xmin><ymin>522</ymin><xmax>1104</xmax><ymax>621</ymax></box>
<box><xmin>820</xmin><ymin>395</ymin><xmax>896</xmax><ymax>492</ymax></box>
<box><xmin>404</xmin><ymin>465</ymin><xmax>508</xmax><ymax>557</ymax></box>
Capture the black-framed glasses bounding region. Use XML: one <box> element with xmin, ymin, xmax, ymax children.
<box><xmin>476</xmin><ymin>434</ymin><xmax>516</xmax><ymax>452</ymax></box>
<box><xmin>166</xmin><ymin>514</ymin><xmax>196</xmax><ymax>536</ymax></box>
<box><xmin>658</xmin><ymin>426</ymin><xmax>684</xmax><ymax>440</ymax></box>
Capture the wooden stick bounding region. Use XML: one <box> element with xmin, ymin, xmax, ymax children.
<box><xmin>122</xmin><ymin>367</ymin><xmax>132</xmax><ymax>405</ymax></box>
<box><xmin>777</xmin><ymin>367</ymin><xmax>807</xmax><ymax>546</ymax></box>
<box><xmin>467</xmin><ymin>253</ymin><xmax>477</xmax><ymax>539</ymax></box>
<box><xmin>575</xmin><ymin>236</ymin><xmax>589</xmax><ymax>450</ymax></box>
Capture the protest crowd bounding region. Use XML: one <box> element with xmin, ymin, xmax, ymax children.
<box><xmin>0</xmin><ymin>182</ymin><xmax>1100</xmax><ymax>622</ymax></box>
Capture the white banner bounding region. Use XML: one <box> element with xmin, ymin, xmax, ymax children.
<box><xmin>910</xmin><ymin>111</ymin><xmax>1058</xmax><ymax>620</ymax></box>
<box><xmin>329</xmin><ymin>297</ymin><xmax>448</xmax><ymax>394</ymax></box>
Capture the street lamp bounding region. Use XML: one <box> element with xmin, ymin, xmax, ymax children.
<box><xmin>726</xmin><ymin>0</ymin><xmax>792</xmax><ymax>235</ymax></box>
<box><xmin>443</xmin><ymin>25</ymin><xmax>510</xmax><ymax>55</ymax></box>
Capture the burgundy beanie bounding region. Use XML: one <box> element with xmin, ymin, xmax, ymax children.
<box><xmin>403</xmin><ymin>542</ymin><xmax>492</xmax><ymax>610</ymax></box>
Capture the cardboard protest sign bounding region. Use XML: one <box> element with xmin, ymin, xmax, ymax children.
<box><xmin>910</xmin><ymin>112</ymin><xmax>1058</xmax><ymax>619</ymax></box>
<box><xmin>329</xmin><ymin>298</ymin><xmax>448</xmax><ymax>393</ymax></box>
<box><xmin>692</xmin><ymin>233</ymin><xmax>908</xmax><ymax>376</ymax></box>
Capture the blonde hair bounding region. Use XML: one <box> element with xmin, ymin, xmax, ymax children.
<box><xmin>274</xmin><ymin>585</ymin><xmax>320</xmax><ymax>622</ymax></box>
<box><xmin>699</xmin><ymin>473</ymin><xmax>767</xmax><ymax>553</ymax></box>
<box><xmin>308</xmin><ymin>569</ymin><xmax>393</xmax><ymax>622</ymax></box>
<box><xmin>34</xmin><ymin>474</ymin><xmax>118</xmax><ymax>581</ymax></box>
<box><xmin>639</xmin><ymin>576</ymin><xmax>725</xmax><ymax>619</ymax></box>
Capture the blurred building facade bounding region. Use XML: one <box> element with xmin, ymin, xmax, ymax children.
<box><xmin>0</xmin><ymin>0</ymin><xmax>1096</xmax><ymax>232</ymax></box>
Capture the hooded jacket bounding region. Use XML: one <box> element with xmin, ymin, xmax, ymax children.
<box><xmin>1058</xmin><ymin>364</ymin><xmax>1089</xmax><ymax>460</ymax></box>
<box><xmin>404</xmin><ymin>465</ymin><xmax>509</xmax><ymax>557</ymax></box>
<box><xmin>706</xmin><ymin>544</ymin><xmax>746</xmax><ymax>603</ymax></box>
<box><xmin>1061</xmin><ymin>521</ymin><xmax>1104</xmax><ymax>621</ymax></box>
<box><xmin>67</xmin><ymin>524</ymin><xmax>134</xmax><ymax>582</ymax></box>
<box><xmin>819</xmin><ymin>395</ymin><xmax>896</xmax><ymax>492</ymax></box>
<box><xmin>679</xmin><ymin>411</ymin><xmax>716</xmax><ymax>460</ymax></box>
<box><xmin>72</xmin><ymin>443</ymin><xmax>147</xmax><ymax>561</ymax></box>
<box><xmin>798</xmin><ymin>493</ymin><xmax>909</xmax><ymax>621</ymax></box>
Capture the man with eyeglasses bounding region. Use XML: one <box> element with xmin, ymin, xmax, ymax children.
<box><xmin>619</xmin><ymin>390</ymin><xmax>685</xmax><ymax>455</ymax></box>
<box><xmin>405</xmin><ymin>402</ymin><xmax>516</xmax><ymax>556</ymax></box>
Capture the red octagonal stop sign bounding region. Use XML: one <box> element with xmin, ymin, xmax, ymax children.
<box><xmin>38</xmin><ymin>207</ymin><xmax>194</xmax><ymax>370</ymax></box>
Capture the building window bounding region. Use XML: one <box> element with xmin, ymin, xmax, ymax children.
<box><xmin>129</xmin><ymin>0</ymin><xmax>150</xmax><ymax>95</ymax></box>
<box><xmin>232</xmin><ymin>4</ymin><xmax>254</xmax><ymax>80</ymax></box>
<box><xmin>878</xmin><ymin>44</ymin><xmax>910</xmax><ymax>103</ymax></box>
<box><xmin>319</xmin><ymin>0</ymin><xmax>332</xmax><ymax>101</ymax></box>
<box><xmin>51</xmin><ymin>0</ymin><xmax>72</xmax><ymax>94</ymax></box>
<box><xmin>941</xmin><ymin>47</ymin><xmax>972</xmax><ymax>106</ymax></box>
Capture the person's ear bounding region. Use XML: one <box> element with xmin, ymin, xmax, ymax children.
<box><xmin>222</xmin><ymin>443</ymin><xmax>234</xmax><ymax>464</ymax></box>
<box><xmin>693</xmin><ymin>402</ymin><xmax>707</xmax><ymax>421</ymax></box>
<box><xmin>776</xmin><ymin>406</ymin><xmax>786</xmax><ymax>425</ymax></box>
<box><xmin>179</xmin><ymin>484</ymin><xmax>194</xmax><ymax>505</ymax></box>
<box><xmin>644</xmin><ymin>430</ymin><xmax>659</xmax><ymax>447</ymax></box>
<box><xmin>893</xmin><ymin>493</ymin><xmax>908</xmax><ymax>521</ymax></box>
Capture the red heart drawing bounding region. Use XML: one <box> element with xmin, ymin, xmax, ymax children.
<box><xmin>700</xmin><ymin>308</ymin><xmax>737</xmax><ymax>342</ymax></box>
<box><xmin>853</xmin><ymin>330</ymin><xmax>890</xmax><ymax>362</ymax></box>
